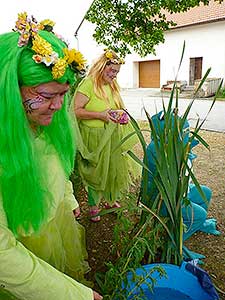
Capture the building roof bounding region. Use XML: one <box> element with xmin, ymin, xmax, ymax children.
<box><xmin>166</xmin><ymin>0</ymin><xmax>225</xmax><ymax>29</ymax></box>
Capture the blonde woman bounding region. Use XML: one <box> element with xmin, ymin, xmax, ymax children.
<box><xmin>73</xmin><ymin>50</ymin><xmax>139</xmax><ymax>222</ymax></box>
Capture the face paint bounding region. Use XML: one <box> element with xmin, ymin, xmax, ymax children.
<box><xmin>103</xmin><ymin>64</ymin><xmax>121</xmax><ymax>84</ymax></box>
<box><xmin>20</xmin><ymin>81</ymin><xmax>69</xmax><ymax>128</ymax></box>
<box><xmin>106</xmin><ymin>66</ymin><xmax>118</xmax><ymax>77</ymax></box>
<box><xmin>23</xmin><ymin>95</ymin><xmax>45</xmax><ymax>114</ymax></box>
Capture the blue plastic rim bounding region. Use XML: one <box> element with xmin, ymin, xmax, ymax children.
<box><xmin>126</xmin><ymin>262</ymin><xmax>214</xmax><ymax>300</ymax></box>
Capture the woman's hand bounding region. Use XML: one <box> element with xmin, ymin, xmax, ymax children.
<box><xmin>99</xmin><ymin>109</ymin><xmax>110</xmax><ymax>122</ymax></box>
<box><xmin>99</xmin><ymin>109</ymin><xmax>115</xmax><ymax>123</ymax></box>
<box><xmin>108</xmin><ymin>112</ymin><xmax>120</xmax><ymax>123</ymax></box>
<box><xmin>93</xmin><ymin>290</ymin><xmax>103</xmax><ymax>300</ymax></box>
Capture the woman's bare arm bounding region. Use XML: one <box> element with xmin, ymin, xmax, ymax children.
<box><xmin>74</xmin><ymin>92</ymin><xmax>111</xmax><ymax>122</ymax></box>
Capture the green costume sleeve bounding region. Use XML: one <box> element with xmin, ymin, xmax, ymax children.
<box><xmin>0</xmin><ymin>225</ymin><xmax>93</xmax><ymax>300</ymax></box>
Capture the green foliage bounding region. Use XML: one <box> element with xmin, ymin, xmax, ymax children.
<box><xmin>86</xmin><ymin>0</ymin><xmax>223</xmax><ymax>57</ymax></box>
<box><xmin>95</xmin><ymin>197</ymin><xmax>167</xmax><ymax>299</ymax></box>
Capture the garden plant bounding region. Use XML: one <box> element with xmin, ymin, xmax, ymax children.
<box><xmin>93</xmin><ymin>44</ymin><xmax>223</xmax><ymax>299</ymax></box>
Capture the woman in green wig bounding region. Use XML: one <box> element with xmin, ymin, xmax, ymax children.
<box><xmin>0</xmin><ymin>12</ymin><xmax>102</xmax><ymax>300</ymax></box>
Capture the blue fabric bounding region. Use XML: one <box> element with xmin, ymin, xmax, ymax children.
<box><xmin>185</xmin><ymin>263</ymin><xmax>219</xmax><ymax>300</ymax></box>
<box><xmin>183</xmin><ymin>184</ymin><xmax>211</xmax><ymax>240</ymax></box>
<box><xmin>183</xmin><ymin>246</ymin><xmax>206</xmax><ymax>261</ymax></box>
<box><xmin>184</xmin><ymin>184</ymin><xmax>220</xmax><ymax>238</ymax></box>
<box><xmin>143</xmin><ymin>111</ymin><xmax>220</xmax><ymax>241</ymax></box>
<box><xmin>188</xmin><ymin>184</ymin><xmax>211</xmax><ymax>210</ymax></box>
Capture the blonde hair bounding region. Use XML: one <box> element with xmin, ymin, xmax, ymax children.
<box><xmin>88</xmin><ymin>50</ymin><xmax>124</xmax><ymax>109</ymax></box>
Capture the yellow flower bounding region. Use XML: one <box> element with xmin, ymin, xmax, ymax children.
<box><xmin>32</xmin><ymin>34</ymin><xmax>53</xmax><ymax>56</ymax></box>
<box><xmin>17</xmin><ymin>12</ymin><xmax>27</xmax><ymax>22</ymax></box>
<box><xmin>21</xmin><ymin>32</ymin><xmax>30</xmax><ymax>41</ymax></box>
<box><xmin>38</xmin><ymin>24</ymin><xmax>44</xmax><ymax>31</ymax></box>
<box><xmin>15</xmin><ymin>12</ymin><xmax>28</xmax><ymax>32</ymax></box>
<box><xmin>15</xmin><ymin>12</ymin><xmax>87</xmax><ymax>79</ymax></box>
<box><xmin>105</xmin><ymin>50</ymin><xmax>113</xmax><ymax>59</ymax></box>
<box><xmin>40</xmin><ymin>19</ymin><xmax>55</xmax><ymax>27</ymax></box>
<box><xmin>63</xmin><ymin>48</ymin><xmax>75</xmax><ymax>64</ymax></box>
<box><xmin>25</xmin><ymin>23</ymin><xmax>31</xmax><ymax>32</ymax></box>
<box><xmin>63</xmin><ymin>48</ymin><xmax>86</xmax><ymax>67</ymax></box>
<box><xmin>52</xmin><ymin>58</ymin><xmax>68</xmax><ymax>79</ymax></box>
<box><xmin>120</xmin><ymin>58</ymin><xmax>125</xmax><ymax>64</ymax></box>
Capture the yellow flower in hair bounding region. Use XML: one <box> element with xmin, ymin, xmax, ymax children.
<box><xmin>105</xmin><ymin>50</ymin><xmax>113</xmax><ymax>59</ymax></box>
<box><xmin>104</xmin><ymin>49</ymin><xmax>125</xmax><ymax>65</ymax></box>
<box><xmin>52</xmin><ymin>58</ymin><xmax>68</xmax><ymax>79</ymax></box>
<box><xmin>40</xmin><ymin>19</ymin><xmax>55</xmax><ymax>27</ymax></box>
<box><xmin>39</xmin><ymin>19</ymin><xmax>55</xmax><ymax>31</ymax></box>
<box><xmin>21</xmin><ymin>32</ymin><xmax>30</xmax><ymax>41</ymax></box>
<box><xmin>63</xmin><ymin>48</ymin><xmax>86</xmax><ymax>69</ymax></box>
<box><xmin>32</xmin><ymin>34</ymin><xmax>53</xmax><ymax>56</ymax></box>
<box><xmin>75</xmin><ymin>52</ymin><xmax>86</xmax><ymax>70</ymax></box>
<box><xmin>63</xmin><ymin>48</ymin><xmax>76</xmax><ymax>64</ymax></box>
<box><xmin>25</xmin><ymin>23</ymin><xmax>31</xmax><ymax>32</ymax></box>
<box><xmin>18</xmin><ymin>12</ymin><xmax>27</xmax><ymax>22</ymax></box>
<box><xmin>15</xmin><ymin>12</ymin><xmax>87</xmax><ymax>79</ymax></box>
<box><xmin>15</xmin><ymin>12</ymin><xmax>28</xmax><ymax>33</ymax></box>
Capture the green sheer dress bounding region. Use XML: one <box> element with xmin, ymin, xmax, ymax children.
<box><xmin>74</xmin><ymin>77</ymin><xmax>140</xmax><ymax>205</ymax></box>
<box><xmin>0</xmin><ymin>135</ymin><xmax>92</xmax><ymax>300</ymax></box>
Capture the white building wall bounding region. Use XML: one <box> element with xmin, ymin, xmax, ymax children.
<box><xmin>119</xmin><ymin>20</ymin><xmax>225</xmax><ymax>88</ymax></box>
<box><xmin>77</xmin><ymin>20</ymin><xmax>225</xmax><ymax>89</ymax></box>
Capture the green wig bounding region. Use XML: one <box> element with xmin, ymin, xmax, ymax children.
<box><xmin>0</xmin><ymin>30</ymin><xmax>76</xmax><ymax>235</ymax></box>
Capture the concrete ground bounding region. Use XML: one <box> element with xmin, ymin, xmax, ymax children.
<box><xmin>121</xmin><ymin>88</ymin><xmax>225</xmax><ymax>133</ymax></box>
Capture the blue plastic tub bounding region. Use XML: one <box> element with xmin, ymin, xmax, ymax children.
<box><xmin>125</xmin><ymin>262</ymin><xmax>216</xmax><ymax>300</ymax></box>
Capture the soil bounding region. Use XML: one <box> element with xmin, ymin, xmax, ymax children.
<box><xmin>74</xmin><ymin>129</ymin><xmax>225</xmax><ymax>299</ymax></box>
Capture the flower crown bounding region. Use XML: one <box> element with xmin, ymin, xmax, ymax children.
<box><xmin>14</xmin><ymin>12</ymin><xmax>86</xmax><ymax>80</ymax></box>
<box><xmin>104</xmin><ymin>49</ymin><xmax>125</xmax><ymax>65</ymax></box>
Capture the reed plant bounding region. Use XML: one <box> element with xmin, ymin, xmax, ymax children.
<box><xmin>125</xmin><ymin>43</ymin><xmax>222</xmax><ymax>265</ymax></box>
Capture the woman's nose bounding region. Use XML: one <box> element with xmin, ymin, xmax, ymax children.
<box><xmin>49</xmin><ymin>95</ymin><xmax>63</xmax><ymax>111</ymax></box>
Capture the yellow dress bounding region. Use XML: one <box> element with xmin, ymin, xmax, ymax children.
<box><xmin>0</xmin><ymin>135</ymin><xmax>93</xmax><ymax>300</ymax></box>
<box><xmin>74</xmin><ymin>77</ymin><xmax>140</xmax><ymax>204</ymax></box>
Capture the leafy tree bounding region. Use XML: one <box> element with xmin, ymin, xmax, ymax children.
<box><xmin>85</xmin><ymin>0</ymin><xmax>223</xmax><ymax>57</ymax></box>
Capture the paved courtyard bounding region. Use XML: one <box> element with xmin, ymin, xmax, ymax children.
<box><xmin>121</xmin><ymin>88</ymin><xmax>225</xmax><ymax>133</ymax></box>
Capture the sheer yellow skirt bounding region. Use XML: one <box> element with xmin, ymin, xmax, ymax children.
<box><xmin>19</xmin><ymin>200</ymin><xmax>91</xmax><ymax>283</ymax></box>
<box><xmin>76</xmin><ymin>121</ymin><xmax>141</xmax><ymax>204</ymax></box>
<box><xmin>0</xmin><ymin>200</ymin><xmax>91</xmax><ymax>300</ymax></box>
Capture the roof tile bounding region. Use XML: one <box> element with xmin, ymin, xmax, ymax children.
<box><xmin>165</xmin><ymin>0</ymin><xmax>225</xmax><ymax>28</ymax></box>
